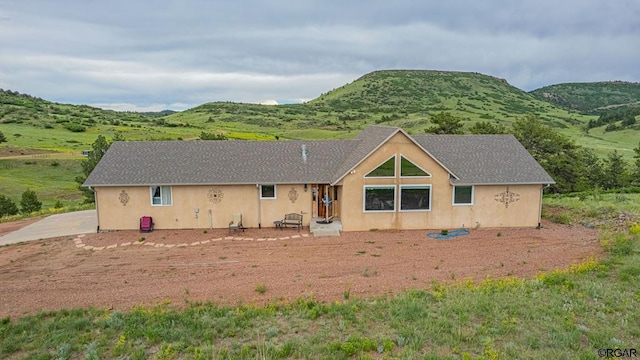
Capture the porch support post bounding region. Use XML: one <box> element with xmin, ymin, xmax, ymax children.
<box><xmin>324</xmin><ymin>185</ymin><xmax>329</xmax><ymax>222</ymax></box>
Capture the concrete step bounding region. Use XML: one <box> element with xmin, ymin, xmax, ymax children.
<box><xmin>312</xmin><ymin>229</ymin><xmax>341</xmax><ymax>237</ymax></box>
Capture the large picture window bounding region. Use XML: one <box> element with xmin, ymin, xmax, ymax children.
<box><xmin>400</xmin><ymin>185</ymin><xmax>431</xmax><ymax>211</ymax></box>
<box><xmin>260</xmin><ymin>184</ymin><xmax>276</xmax><ymax>199</ymax></box>
<box><xmin>364</xmin><ymin>186</ymin><xmax>395</xmax><ymax>211</ymax></box>
<box><xmin>453</xmin><ymin>186</ymin><xmax>473</xmax><ymax>205</ymax></box>
<box><xmin>150</xmin><ymin>185</ymin><xmax>172</xmax><ymax>206</ymax></box>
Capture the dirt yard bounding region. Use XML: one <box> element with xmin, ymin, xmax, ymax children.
<box><xmin>0</xmin><ymin>221</ymin><xmax>600</xmax><ymax>319</ymax></box>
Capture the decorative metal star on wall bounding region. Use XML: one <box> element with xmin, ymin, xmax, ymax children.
<box><xmin>494</xmin><ymin>186</ymin><xmax>520</xmax><ymax>208</ymax></box>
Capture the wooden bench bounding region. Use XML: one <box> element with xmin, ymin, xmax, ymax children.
<box><xmin>281</xmin><ymin>213</ymin><xmax>303</xmax><ymax>231</ymax></box>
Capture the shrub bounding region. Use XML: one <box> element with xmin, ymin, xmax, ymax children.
<box><xmin>20</xmin><ymin>189</ymin><xmax>42</xmax><ymax>214</ymax></box>
<box><xmin>200</xmin><ymin>131</ymin><xmax>228</xmax><ymax>140</ymax></box>
<box><xmin>64</xmin><ymin>123</ymin><xmax>86</xmax><ymax>132</ymax></box>
<box><xmin>255</xmin><ymin>284</ymin><xmax>267</xmax><ymax>294</ymax></box>
<box><xmin>0</xmin><ymin>194</ymin><xmax>19</xmax><ymax>217</ymax></box>
<box><xmin>549</xmin><ymin>213</ymin><xmax>572</xmax><ymax>224</ymax></box>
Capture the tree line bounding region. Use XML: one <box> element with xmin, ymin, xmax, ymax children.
<box><xmin>586</xmin><ymin>106</ymin><xmax>640</xmax><ymax>131</ymax></box>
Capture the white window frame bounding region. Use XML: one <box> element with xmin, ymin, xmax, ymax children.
<box><xmin>260</xmin><ymin>184</ymin><xmax>277</xmax><ymax>199</ymax></box>
<box><xmin>399</xmin><ymin>185</ymin><xmax>432</xmax><ymax>212</ymax></box>
<box><xmin>364</xmin><ymin>154</ymin><xmax>396</xmax><ymax>178</ymax></box>
<box><xmin>150</xmin><ymin>185</ymin><xmax>172</xmax><ymax>206</ymax></box>
<box><xmin>452</xmin><ymin>185</ymin><xmax>474</xmax><ymax>206</ymax></box>
<box><xmin>363</xmin><ymin>185</ymin><xmax>396</xmax><ymax>212</ymax></box>
<box><xmin>399</xmin><ymin>154</ymin><xmax>431</xmax><ymax>178</ymax></box>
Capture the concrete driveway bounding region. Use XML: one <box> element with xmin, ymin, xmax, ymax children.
<box><xmin>0</xmin><ymin>210</ymin><xmax>97</xmax><ymax>246</ymax></box>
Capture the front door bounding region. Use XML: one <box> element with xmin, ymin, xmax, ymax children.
<box><xmin>316</xmin><ymin>184</ymin><xmax>338</xmax><ymax>219</ymax></box>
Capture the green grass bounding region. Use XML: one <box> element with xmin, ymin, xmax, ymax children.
<box><xmin>544</xmin><ymin>192</ymin><xmax>640</xmax><ymax>226</ymax></box>
<box><xmin>0</xmin><ymin>158</ymin><xmax>84</xmax><ymax>209</ymax></box>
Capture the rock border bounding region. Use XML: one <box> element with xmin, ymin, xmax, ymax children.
<box><xmin>72</xmin><ymin>233</ymin><xmax>311</xmax><ymax>251</ymax></box>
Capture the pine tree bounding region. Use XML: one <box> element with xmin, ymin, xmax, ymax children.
<box><xmin>468</xmin><ymin>121</ymin><xmax>506</xmax><ymax>134</ymax></box>
<box><xmin>75</xmin><ymin>135</ymin><xmax>114</xmax><ymax>203</ymax></box>
<box><xmin>0</xmin><ymin>194</ymin><xmax>19</xmax><ymax>217</ymax></box>
<box><xmin>426</xmin><ymin>112</ymin><xmax>464</xmax><ymax>134</ymax></box>
<box><xmin>511</xmin><ymin>115</ymin><xmax>585</xmax><ymax>193</ymax></box>
<box><xmin>632</xmin><ymin>141</ymin><xmax>640</xmax><ymax>186</ymax></box>
<box><xmin>603</xmin><ymin>150</ymin><xmax>629</xmax><ymax>189</ymax></box>
<box><xmin>20</xmin><ymin>189</ymin><xmax>42</xmax><ymax>214</ymax></box>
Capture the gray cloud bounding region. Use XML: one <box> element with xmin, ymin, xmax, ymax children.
<box><xmin>0</xmin><ymin>0</ymin><xmax>638</xmax><ymax>111</ymax></box>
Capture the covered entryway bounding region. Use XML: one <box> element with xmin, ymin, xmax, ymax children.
<box><xmin>312</xmin><ymin>184</ymin><xmax>339</xmax><ymax>220</ymax></box>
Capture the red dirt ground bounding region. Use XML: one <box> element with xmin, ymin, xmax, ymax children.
<box><xmin>0</xmin><ymin>217</ymin><xmax>44</xmax><ymax>237</ymax></box>
<box><xmin>0</xmin><ymin>220</ymin><xmax>600</xmax><ymax>319</ymax></box>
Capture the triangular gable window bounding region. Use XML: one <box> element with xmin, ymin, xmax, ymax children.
<box><xmin>401</xmin><ymin>156</ymin><xmax>431</xmax><ymax>177</ymax></box>
<box><xmin>365</xmin><ymin>156</ymin><xmax>395</xmax><ymax>177</ymax></box>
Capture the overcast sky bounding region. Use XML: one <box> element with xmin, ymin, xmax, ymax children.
<box><xmin>1</xmin><ymin>1</ymin><xmax>638</xmax><ymax>111</ymax></box>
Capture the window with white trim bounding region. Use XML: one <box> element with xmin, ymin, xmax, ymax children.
<box><xmin>364</xmin><ymin>155</ymin><xmax>395</xmax><ymax>178</ymax></box>
<box><xmin>364</xmin><ymin>186</ymin><xmax>395</xmax><ymax>211</ymax></box>
<box><xmin>260</xmin><ymin>184</ymin><xmax>276</xmax><ymax>199</ymax></box>
<box><xmin>400</xmin><ymin>156</ymin><xmax>431</xmax><ymax>177</ymax></box>
<box><xmin>400</xmin><ymin>185</ymin><xmax>431</xmax><ymax>211</ymax></box>
<box><xmin>453</xmin><ymin>185</ymin><xmax>473</xmax><ymax>205</ymax></box>
<box><xmin>150</xmin><ymin>186</ymin><xmax>172</xmax><ymax>206</ymax></box>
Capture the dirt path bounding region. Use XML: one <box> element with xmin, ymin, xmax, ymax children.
<box><xmin>0</xmin><ymin>146</ymin><xmax>83</xmax><ymax>159</ymax></box>
<box><xmin>0</xmin><ymin>221</ymin><xmax>600</xmax><ymax>319</ymax></box>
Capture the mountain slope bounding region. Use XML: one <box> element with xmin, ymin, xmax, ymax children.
<box><xmin>174</xmin><ymin>70</ymin><xmax>592</xmax><ymax>138</ymax></box>
<box><xmin>530</xmin><ymin>81</ymin><xmax>640</xmax><ymax>113</ymax></box>
<box><xmin>1</xmin><ymin>70</ymin><xmax>637</xmax><ymax>158</ymax></box>
<box><xmin>310</xmin><ymin>70</ymin><xmax>546</xmax><ymax>115</ymax></box>
<box><xmin>0</xmin><ymin>89</ymin><xmax>156</xmax><ymax>127</ymax></box>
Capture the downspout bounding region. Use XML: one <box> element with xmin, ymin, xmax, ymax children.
<box><xmin>257</xmin><ymin>184</ymin><xmax>262</xmax><ymax>228</ymax></box>
<box><xmin>538</xmin><ymin>184</ymin><xmax>549</xmax><ymax>229</ymax></box>
<box><xmin>91</xmin><ymin>186</ymin><xmax>100</xmax><ymax>233</ymax></box>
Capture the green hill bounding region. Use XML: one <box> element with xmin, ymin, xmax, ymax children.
<box><xmin>1</xmin><ymin>70</ymin><xmax>638</xmax><ymax>159</ymax></box>
<box><xmin>0</xmin><ymin>89</ymin><xmax>205</xmax><ymax>153</ymax></box>
<box><xmin>0</xmin><ymin>89</ymin><xmax>159</xmax><ymax>127</ymax></box>
<box><xmin>311</xmin><ymin>70</ymin><xmax>547</xmax><ymax>114</ymax></box>
<box><xmin>169</xmin><ymin>70</ymin><xmax>595</xmax><ymax>140</ymax></box>
<box><xmin>530</xmin><ymin>81</ymin><xmax>640</xmax><ymax>113</ymax></box>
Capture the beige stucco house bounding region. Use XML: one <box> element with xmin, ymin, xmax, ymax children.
<box><xmin>84</xmin><ymin>126</ymin><xmax>554</xmax><ymax>232</ymax></box>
